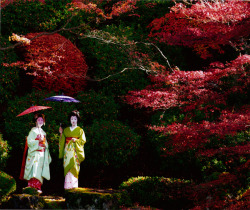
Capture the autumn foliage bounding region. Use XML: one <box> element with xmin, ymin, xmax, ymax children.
<box><xmin>70</xmin><ymin>0</ymin><xmax>138</xmax><ymax>19</ymax></box>
<box><xmin>148</xmin><ymin>0</ymin><xmax>250</xmax><ymax>58</ymax></box>
<box><xmin>125</xmin><ymin>54</ymin><xmax>250</xmax><ymax>155</ymax></box>
<box><xmin>124</xmin><ymin>0</ymin><xmax>250</xmax><ymax>159</ymax></box>
<box><xmin>0</xmin><ymin>0</ymin><xmax>45</xmax><ymax>8</ymax></box>
<box><xmin>7</xmin><ymin>33</ymin><xmax>88</xmax><ymax>95</ymax></box>
<box><xmin>124</xmin><ymin>1</ymin><xmax>250</xmax><ymax>208</ymax></box>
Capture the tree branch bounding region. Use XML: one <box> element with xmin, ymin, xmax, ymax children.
<box><xmin>81</xmin><ymin>32</ymin><xmax>173</xmax><ymax>71</ymax></box>
<box><xmin>0</xmin><ymin>13</ymin><xmax>86</xmax><ymax>51</ymax></box>
<box><xmin>85</xmin><ymin>67</ymin><xmax>138</xmax><ymax>82</ymax></box>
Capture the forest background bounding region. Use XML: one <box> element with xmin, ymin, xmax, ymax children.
<box><xmin>0</xmin><ymin>0</ymin><xmax>249</xmax><ymax>209</ymax></box>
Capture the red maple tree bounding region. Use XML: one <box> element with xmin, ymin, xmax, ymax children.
<box><xmin>124</xmin><ymin>0</ymin><xmax>250</xmax><ymax>155</ymax></box>
<box><xmin>125</xmin><ymin>54</ymin><xmax>250</xmax><ymax>155</ymax></box>
<box><xmin>148</xmin><ymin>0</ymin><xmax>250</xmax><ymax>59</ymax></box>
<box><xmin>2</xmin><ymin>0</ymin><xmax>142</xmax><ymax>96</ymax></box>
<box><xmin>124</xmin><ymin>1</ymin><xmax>250</xmax><ymax>207</ymax></box>
<box><xmin>7</xmin><ymin>33</ymin><xmax>88</xmax><ymax>95</ymax></box>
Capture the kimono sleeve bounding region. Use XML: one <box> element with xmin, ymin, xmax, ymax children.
<box><xmin>27</xmin><ymin>129</ymin><xmax>39</xmax><ymax>152</ymax></box>
<box><xmin>75</xmin><ymin>128</ymin><xmax>86</xmax><ymax>163</ymax></box>
<box><xmin>79</xmin><ymin>128</ymin><xmax>86</xmax><ymax>145</ymax></box>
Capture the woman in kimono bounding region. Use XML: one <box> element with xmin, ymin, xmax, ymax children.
<box><xmin>23</xmin><ymin>114</ymin><xmax>52</xmax><ymax>194</ymax></box>
<box><xmin>59</xmin><ymin>110</ymin><xmax>86</xmax><ymax>189</ymax></box>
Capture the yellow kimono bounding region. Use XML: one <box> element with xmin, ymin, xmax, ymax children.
<box><xmin>59</xmin><ymin>126</ymin><xmax>86</xmax><ymax>178</ymax></box>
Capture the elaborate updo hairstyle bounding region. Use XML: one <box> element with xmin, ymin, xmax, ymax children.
<box><xmin>33</xmin><ymin>113</ymin><xmax>45</xmax><ymax>125</ymax></box>
<box><xmin>68</xmin><ymin>110</ymin><xmax>80</xmax><ymax>123</ymax></box>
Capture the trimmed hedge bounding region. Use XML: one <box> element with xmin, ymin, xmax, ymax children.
<box><xmin>119</xmin><ymin>176</ymin><xmax>192</xmax><ymax>209</ymax></box>
<box><xmin>0</xmin><ymin>133</ymin><xmax>11</xmax><ymax>170</ymax></box>
<box><xmin>0</xmin><ymin>171</ymin><xmax>16</xmax><ymax>203</ymax></box>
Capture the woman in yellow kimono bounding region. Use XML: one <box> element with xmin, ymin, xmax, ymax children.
<box><xmin>22</xmin><ymin>114</ymin><xmax>52</xmax><ymax>194</ymax></box>
<box><xmin>59</xmin><ymin>110</ymin><xmax>86</xmax><ymax>189</ymax></box>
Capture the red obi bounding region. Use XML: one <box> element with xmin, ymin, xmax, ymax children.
<box><xmin>35</xmin><ymin>137</ymin><xmax>45</xmax><ymax>151</ymax></box>
<box><xmin>66</xmin><ymin>137</ymin><xmax>79</xmax><ymax>144</ymax></box>
<box><xmin>36</xmin><ymin>148</ymin><xmax>45</xmax><ymax>152</ymax></box>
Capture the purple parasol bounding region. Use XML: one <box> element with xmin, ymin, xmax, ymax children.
<box><xmin>44</xmin><ymin>94</ymin><xmax>80</xmax><ymax>127</ymax></box>
<box><xmin>44</xmin><ymin>95</ymin><xmax>80</xmax><ymax>103</ymax></box>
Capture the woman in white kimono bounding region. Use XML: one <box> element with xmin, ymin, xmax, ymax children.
<box><xmin>59</xmin><ymin>110</ymin><xmax>86</xmax><ymax>189</ymax></box>
<box><xmin>22</xmin><ymin>114</ymin><xmax>52</xmax><ymax>194</ymax></box>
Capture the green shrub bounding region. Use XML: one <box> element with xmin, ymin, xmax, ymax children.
<box><xmin>119</xmin><ymin>176</ymin><xmax>192</xmax><ymax>209</ymax></box>
<box><xmin>43</xmin><ymin>196</ymin><xmax>66</xmax><ymax>209</ymax></box>
<box><xmin>78</xmin><ymin>25</ymin><xmax>151</xmax><ymax>96</ymax></box>
<box><xmin>22</xmin><ymin>187</ymin><xmax>39</xmax><ymax>195</ymax></box>
<box><xmin>1</xmin><ymin>0</ymin><xmax>72</xmax><ymax>36</ymax></box>
<box><xmin>0</xmin><ymin>134</ymin><xmax>11</xmax><ymax>171</ymax></box>
<box><xmin>0</xmin><ymin>36</ymin><xmax>20</xmax><ymax>104</ymax></box>
<box><xmin>85</xmin><ymin>120</ymin><xmax>141</xmax><ymax>169</ymax></box>
<box><xmin>76</xmin><ymin>90</ymin><xmax>120</xmax><ymax>125</ymax></box>
<box><xmin>0</xmin><ymin>171</ymin><xmax>16</xmax><ymax>203</ymax></box>
<box><xmin>146</xmin><ymin>129</ymin><xmax>201</xmax><ymax>178</ymax></box>
<box><xmin>2</xmin><ymin>0</ymin><xmax>47</xmax><ymax>35</ymax></box>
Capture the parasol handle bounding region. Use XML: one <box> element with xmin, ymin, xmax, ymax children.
<box><xmin>59</xmin><ymin>123</ymin><xmax>63</xmax><ymax>136</ymax></box>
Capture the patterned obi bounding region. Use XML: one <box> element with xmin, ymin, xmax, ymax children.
<box><xmin>66</xmin><ymin>137</ymin><xmax>79</xmax><ymax>144</ymax></box>
<box><xmin>35</xmin><ymin>137</ymin><xmax>45</xmax><ymax>152</ymax></box>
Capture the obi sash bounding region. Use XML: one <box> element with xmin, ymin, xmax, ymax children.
<box><xmin>36</xmin><ymin>137</ymin><xmax>46</xmax><ymax>151</ymax></box>
<box><xmin>66</xmin><ymin>137</ymin><xmax>79</xmax><ymax>144</ymax></box>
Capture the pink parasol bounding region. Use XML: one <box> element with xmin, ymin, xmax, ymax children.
<box><xmin>16</xmin><ymin>105</ymin><xmax>52</xmax><ymax>117</ymax></box>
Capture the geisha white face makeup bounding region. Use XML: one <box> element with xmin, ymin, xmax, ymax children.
<box><xmin>36</xmin><ymin>117</ymin><xmax>44</xmax><ymax>128</ymax></box>
<box><xmin>70</xmin><ymin>116</ymin><xmax>78</xmax><ymax>127</ymax></box>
